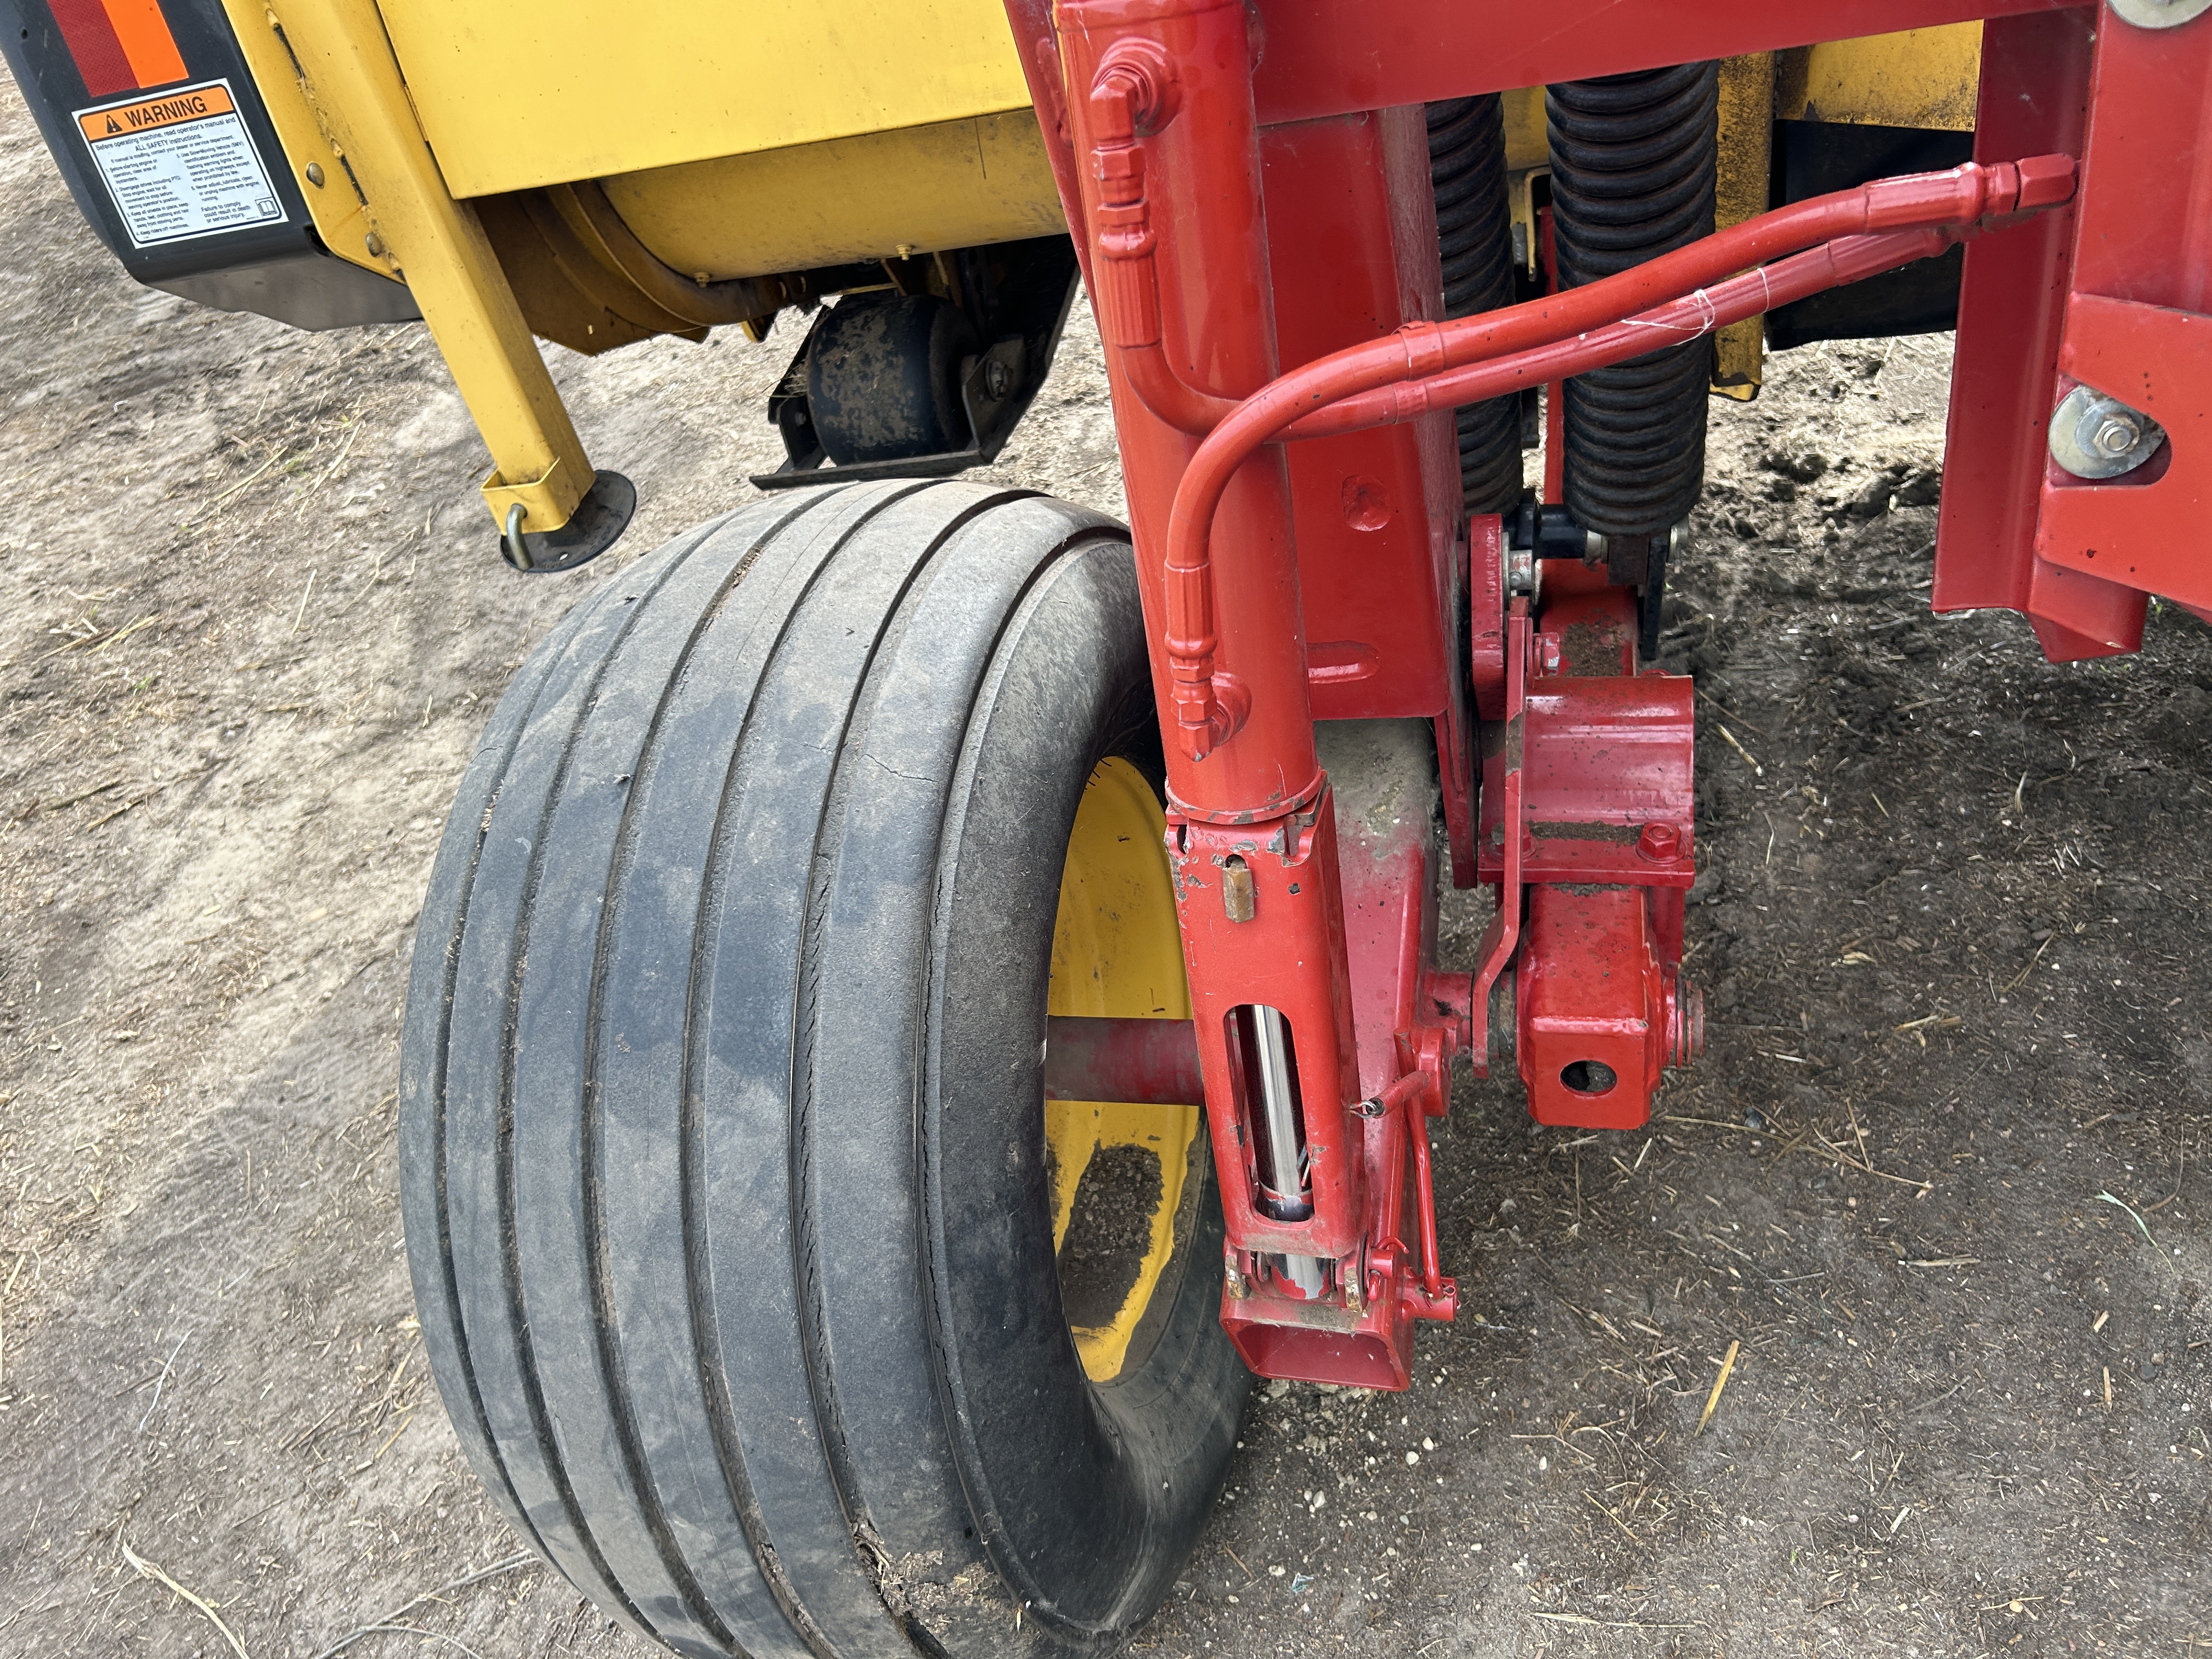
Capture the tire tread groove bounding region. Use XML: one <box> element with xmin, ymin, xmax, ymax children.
<box><xmin>578</xmin><ymin>493</ymin><xmax>842</xmax><ymax>1655</ymax></box>
<box><xmin>411</xmin><ymin>583</ymin><xmax>649</xmax><ymax>1574</ymax></box>
<box><xmin>788</xmin><ymin>490</ymin><xmax>1044</xmax><ymax>1556</ymax></box>
<box><xmin>683</xmin><ymin>481</ymin><xmax>952</xmax><ymax>1659</ymax></box>
<box><xmin>489</xmin><ymin>533</ymin><xmax>720</xmax><ymax>1639</ymax></box>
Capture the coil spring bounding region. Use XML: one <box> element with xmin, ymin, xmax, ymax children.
<box><xmin>1426</xmin><ymin>95</ymin><xmax>1521</xmax><ymax>517</ymax></box>
<box><xmin>1547</xmin><ymin>63</ymin><xmax>1719</xmax><ymax>538</ymax></box>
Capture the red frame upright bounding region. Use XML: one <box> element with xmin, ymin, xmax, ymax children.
<box><xmin>1007</xmin><ymin>0</ymin><xmax>2204</xmax><ymax>1389</ymax></box>
<box><xmin>1937</xmin><ymin>5</ymin><xmax>2212</xmax><ymax>642</ymax></box>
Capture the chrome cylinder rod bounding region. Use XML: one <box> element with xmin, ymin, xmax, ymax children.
<box><xmin>1246</xmin><ymin>1005</ymin><xmax>1311</xmax><ymax>1220</ymax></box>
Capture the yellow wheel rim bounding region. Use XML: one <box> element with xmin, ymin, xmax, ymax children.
<box><xmin>1046</xmin><ymin>758</ymin><xmax>1199</xmax><ymax>1384</ymax></box>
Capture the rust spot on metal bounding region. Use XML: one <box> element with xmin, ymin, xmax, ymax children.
<box><xmin>1222</xmin><ymin>855</ymin><xmax>1257</xmax><ymax>922</ymax></box>
<box><xmin>1558</xmin><ymin>617</ymin><xmax>1632</xmax><ymax>676</ymax></box>
<box><xmin>1534</xmin><ymin>820</ymin><xmax>1639</xmax><ymax>843</ymax></box>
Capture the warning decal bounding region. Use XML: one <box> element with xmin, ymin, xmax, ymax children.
<box><xmin>74</xmin><ymin>80</ymin><xmax>285</xmax><ymax>249</ymax></box>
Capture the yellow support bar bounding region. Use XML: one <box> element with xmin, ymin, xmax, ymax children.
<box><xmin>222</xmin><ymin>0</ymin><xmax>594</xmax><ymax>534</ymax></box>
<box><xmin>1501</xmin><ymin>84</ymin><xmax>1546</xmax><ymax>172</ymax></box>
<box><xmin>1711</xmin><ymin>53</ymin><xmax>1776</xmax><ymax>401</ymax></box>
<box><xmin>221</xmin><ymin>4</ymin><xmax>386</xmax><ymax>280</ymax></box>
<box><xmin>1502</xmin><ymin>87</ymin><xmax>1547</xmax><ymax>281</ymax></box>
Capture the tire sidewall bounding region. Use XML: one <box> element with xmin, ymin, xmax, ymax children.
<box><xmin>923</xmin><ymin>541</ymin><xmax>1249</xmax><ymax>1643</ymax></box>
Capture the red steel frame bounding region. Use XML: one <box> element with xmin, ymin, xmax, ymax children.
<box><xmin>1006</xmin><ymin>0</ymin><xmax>2203</xmax><ymax>1389</ymax></box>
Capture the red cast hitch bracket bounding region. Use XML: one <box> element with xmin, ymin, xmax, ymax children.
<box><xmin>1481</xmin><ymin>575</ymin><xmax>1705</xmax><ymax>1128</ymax></box>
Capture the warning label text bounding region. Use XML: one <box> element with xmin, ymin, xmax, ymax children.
<box><xmin>74</xmin><ymin>80</ymin><xmax>285</xmax><ymax>250</ymax></box>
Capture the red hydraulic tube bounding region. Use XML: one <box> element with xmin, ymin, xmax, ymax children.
<box><xmin>1154</xmin><ymin>156</ymin><xmax>2078</xmax><ymax>759</ymax></box>
<box><xmin>1297</xmin><ymin>228</ymin><xmax>1956</xmax><ymax>439</ymax></box>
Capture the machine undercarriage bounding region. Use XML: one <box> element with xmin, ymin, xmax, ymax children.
<box><xmin>9</xmin><ymin>0</ymin><xmax>2205</xmax><ymax>1650</ymax></box>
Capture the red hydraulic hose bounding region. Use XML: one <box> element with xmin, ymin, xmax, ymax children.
<box><xmin>1152</xmin><ymin>155</ymin><xmax>2078</xmax><ymax>759</ymax></box>
<box><xmin>1288</xmin><ymin>228</ymin><xmax>1955</xmax><ymax>442</ymax></box>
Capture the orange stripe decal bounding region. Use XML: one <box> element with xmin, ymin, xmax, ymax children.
<box><xmin>98</xmin><ymin>0</ymin><xmax>188</xmax><ymax>89</ymax></box>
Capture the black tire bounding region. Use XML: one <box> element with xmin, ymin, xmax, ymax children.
<box><xmin>806</xmin><ymin>293</ymin><xmax>977</xmax><ymax>464</ymax></box>
<box><xmin>399</xmin><ymin>479</ymin><xmax>1248</xmax><ymax>1658</ymax></box>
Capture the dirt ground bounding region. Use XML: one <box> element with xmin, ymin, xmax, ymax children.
<box><xmin>4</xmin><ymin>67</ymin><xmax>2210</xmax><ymax>1659</ymax></box>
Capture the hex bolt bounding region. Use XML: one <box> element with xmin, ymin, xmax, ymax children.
<box><xmin>2049</xmin><ymin>383</ymin><xmax>2166</xmax><ymax>479</ymax></box>
<box><xmin>984</xmin><ymin>358</ymin><xmax>1012</xmax><ymax>400</ymax></box>
<box><xmin>1638</xmin><ymin>822</ymin><xmax>1683</xmax><ymax>861</ymax></box>
<box><xmin>2111</xmin><ymin>0</ymin><xmax>2212</xmax><ymax>26</ymax></box>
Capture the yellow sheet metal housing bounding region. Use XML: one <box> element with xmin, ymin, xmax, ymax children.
<box><xmin>1775</xmin><ymin>24</ymin><xmax>1983</xmax><ymax>131</ymax></box>
<box><xmin>374</xmin><ymin>0</ymin><xmax>1041</xmax><ymax>199</ymax></box>
<box><xmin>218</xmin><ymin>4</ymin><xmax>1988</xmax><ymax>535</ymax></box>
<box><xmin>603</xmin><ymin>112</ymin><xmax>1064</xmax><ymax>282</ymax></box>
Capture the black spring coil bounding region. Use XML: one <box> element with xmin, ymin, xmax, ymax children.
<box><xmin>1547</xmin><ymin>62</ymin><xmax>1719</xmax><ymax>538</ymax></box>
<box><xmin>1426</xmin><ymin>95</ymin><xmax>1521</xmax><ymax>517</ymax></box>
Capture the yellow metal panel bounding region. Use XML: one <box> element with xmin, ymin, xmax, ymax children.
<box><xmin>1713</xmin><ymin>55</ymin><xmax>1775</xmax><ymax>236</ymax></box>
<box><xmin>602</xmin><ymin>113</ymin><xmax>1065</xmax><ymax>282</ymax></box>
<box><xmin>1775</xmin><ymin>24</ymin><xmax>1983</xmax><ymax>131</ymax></box>
<box><xmin>374</xmin><ymin>0</ymin><xmax>1039</xmax><ymax>200</ymax></box>
<box><xmin>247</xmin><ymin>0</ymin><xmax>594</xmax><ymax>532</ymax></box>
<box><xmin>1046</xmin><ymin>759</ymin><xmax>1197</xmax><ymax>1386</ymax></box>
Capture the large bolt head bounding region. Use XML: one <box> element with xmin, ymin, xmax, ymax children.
<box><xmin>2049</xmin><ymin>383</ymin><xmax>2165</xmax><ymax>480</ymax></box>
<box><xmin>2112</xmin><ymin>0</ymin><xmax>2212</xmax><ymax>27</ymax></box>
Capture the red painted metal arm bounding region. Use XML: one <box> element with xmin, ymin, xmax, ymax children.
<box><xmin>1250</xmin><ymin>0</ymin><xmax>2076</xmax><ymax>123</ymax></box>
<box><xmin>1468</xmin><ymin>599</ymin><xmax>1530</xmax><ymax>1024</ymax></box>
<box><xmin>1398</xmin><ymin>1074</ymin><xmax>1442</xmax><ymax>1301</ymax></box>
<box><xmin>1043</xmin><ymin>1016</ymin><xmax>1205</xmax><ymax>1106</ymax></box>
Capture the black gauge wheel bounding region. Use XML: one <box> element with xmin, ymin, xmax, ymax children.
<box><xmin>399</xmin><ymin>479</ymin><xmax>1249</xmax><ymax>1658</ymax></box>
